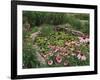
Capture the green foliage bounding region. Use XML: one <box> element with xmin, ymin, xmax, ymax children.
<box><xmin>23</xmin><ymin>11</ymin><xmax>67</xmax><ymax>26</ymax></box>
<box><xmin>40</xmin><ymin>25</ymin><xmax>54</xmax><ymax>36</ymax></box>
<box><xmin>23</xmin><ymin>31</ymin><xmax>31</xmax><ymax>39</ymax></box>
<box><xmin>74</xmin><ymin>14</ymin><xmax>89</xmax><ymax>20</ymax></box>
<box><xmin>81</xmin><ymin>21</ymin><xmax>89</xmax><ymax>34</ymax></box>
<box><xmin>65</xmin><ymin>15</ymin><xmax>82</xmax><ymax>30</ymax></box>
<box><xmin>35</xmin><ymin>30</ymin><xmax>78</xmax><ymax>47</ymax></box>
<box><xmin>23</xmin><ymin>11</ymin><xmax>34</xmax><ymax>26</ymax></box>
<box><xmin>23</xmin><ymin>11</ymin><xmax>89</xmax><ymax>34</ymax></box>
<box><xmin>66</xmin><ymin>55</ymin><xmax>89</xmax><ymax>66</ymax></box>
<box><xmin>23</xmin><ymin>41</ymin><xmax>40</xmax><ymax>68</ymax></box>
<box><xmin>31</xmin><ymin>26</ymin><xmax>39</xmax><ymax>33</ymax></box>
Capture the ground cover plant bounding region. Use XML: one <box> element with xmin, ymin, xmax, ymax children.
<box><xmin>22</xmin><ymin>11</ymin><xmax>90</xmax><ymax>68</ymax></box>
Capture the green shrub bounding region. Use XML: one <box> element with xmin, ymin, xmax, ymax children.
<box><xmin>31</xmin><ymin>26</ymin><xmax>39</xmax><ymax>33</ymax></box>
<box><xmin>81</xmin><ymin>21</ymin><xmax>89</xmax><ymax>34</ymax></box>
<box><xmin>23</xmin><ymin>11</ymin><xmax>68</xmax><ymax>26</ymax></box>
<box><xmin>40</xmin><ymin>25</ymin><xmax>54</xmax><ymax>36</ymax></box>
<box><xmin>23</xmin><ymin>44</ymin><xmax>40</xmax><ymax>68</ymax></box>
<box><xmin>65</xmin><ymin>15</ymin><xmax>82</xmax><ymax>30</ymax></box>
<box><xmin>23</xmin><ymin>11</ymin><xmax>89</xmax><ymax>35</ymax></box>
<box><xmin>66</xmin><ymin>55</ymin><xmax>89</xmax><ymax>66</ymax></box>
<box><xmin>74</xmin><ymin>14</ymin><xmax>89</xmax><ymax>20</ymax></box>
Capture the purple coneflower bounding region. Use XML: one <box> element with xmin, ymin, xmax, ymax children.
<box><xmin>47</xmin><ymin>60</ymin><xmax>53</xmax><ymax>65</ymax></box>
<box><xmin>55</xmin><ymin>55</ymin><xmax>62</xmax><ymax>64</ymax></box>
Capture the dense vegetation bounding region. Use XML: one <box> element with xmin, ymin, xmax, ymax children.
<box><xmin>23</xmin><ymin>11</ymin><xmax>90</xmax><ymax>68</ymax></box>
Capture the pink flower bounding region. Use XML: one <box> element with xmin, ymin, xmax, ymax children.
<box><xmin>71</xmin><ymin>53</ymin><xmax>76</xmax><ymax>56</ymax></box>
<box><xmin>81</xmin><ymin>55</ymin><xmax>86</xmax><ymax>61</ymax></box>
<box><xmin>59</xmin><ymin>47</ymin><xmax>63</xmax><ymax>51</ymax></box>
<box><xmin>59</xmin><ymin>52</ymin><xmax>64</xmax><ymax>56</ymax></box>
<box><xmin>64</xmin><ymin>61</ymin><xmax>68</xmax><ymax>66</ymax></box>
<box><xmin>71</xmin><ymin>41</ymin><xmax>76</xmax><ymax>45</ymax></box>
<box><xmin>62</xmin><ymin>48</ymin><xmax>67</xmax><ymax>53</ymax></box>
<box><xmin>78</xmin><ymin>37</ymin><xmax>89</xmax><ymax>43</ymax></box>
<box><xmin>64</xmin><ymin>53</ymin><xmax>68</xmax><ymax>56</ymax></box>
<box><xmin>65</xmin><ymin>42</ymin><xmax>68</xmax><ymax>46</ymax></box>
<box><xmin>47</xmin><ymin>60</ymin><xmax>53</xmax><ymax>65</ymax></box>
<box><xmin>48</xmin><ymin>45</ymin><xmax>55</xmax><ymax>49</ymax></box>
<box><xmin>55</xmin><ymin>55</ymin><xmax>62</xmax><ymax>63</ymax></box>
<box><xmin>65</xmin><ymin>42</ymin><xmax>70</xmax><ymax>46</ymax></box>
<box><xmin>77</xmin><ymin>53</ymin><xmax>82</xmax><ymax>59</ymax></box>
<box><xmin>70</xmin><ymin>48</ymin><xmax>74</xmax><ymax>51</ymax></box>
<box><xmin>75</xmin><ymin>42</ymin><xmax>80</xmax><ymax>46</ymax></box>
<box><xmin>54</xmin><ymin>48</ymin><xmax>59</xmax><ymax>52</ymax></box>
<box><xmin>77</xmin><ymin>53</ymin><xmax>86</xmax><ymax>61</ymax></box>
<box><xmin>48</xmin><ymin>51</ymin><xmax>53</xmax><ymax>56</ymax></box>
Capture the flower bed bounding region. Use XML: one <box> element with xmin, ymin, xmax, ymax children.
<box><xmin>32</xmin><ymin>26</ymin><xmax>90</xmax><ymax>67</ymax></box>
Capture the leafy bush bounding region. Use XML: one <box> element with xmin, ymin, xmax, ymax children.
<box><xmin>66</xmin><ymin>55</ymin><xmax>89</xmax><ymax>66</ymax></box>
<box><xmin>40</xmin><ymin>25</ymin><xmax>54</xmax><ymax>37</ymax></box>
<box><xmin>23</xmin><ymin>43</ymin><xmax>40</xmax><ymax>68</ymax></box>
<box><xmin>81</xmin><ymin>22</ymin><xmax>89</xmax><ymax>34</ymax></box>
<box><xmin>31</xmin><ymin>26</ymin><xmax>39</xmax><ymax>33</ymax></box>
<box><xmin>74</xmin><ymin>13</ymin><xmax>89</xmax><ymax>20</ymax></box>
<box><xmin>23</xmin><ymin>11</ymin><xmax>68</xmax><ymax>26</ymax></box>
<box><xmin>65</xmin><ymin>15</ymin><xmax>82</xmax><ymax>30</ymax></box>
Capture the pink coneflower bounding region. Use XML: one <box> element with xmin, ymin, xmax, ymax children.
<box><xmin>60</xmin><ymin>52</ymin><xmax>68</xmax><ymax>56</ymax></box>
<box><xmin>81</xmin><ymin>55</ymin><xmax>86</xmax><ymax>61</ymax></box>
<box><xmin>48</xmin><ymin>51</ymin><xmax>53</xmax><ymax>56</ymax></box>
<box><xmin>77</xmin><ymin>53</ymin><xmax>82</xmax><ymax>59</ymax></box>
<box><xmin>59</xmin><ymin>52</ymin><xmax>64</xmax><ymax>56</ymax></box>
<box><xmin>48</xmin><ymin>45</ymin><xmax>55</xmax><ymax>49</ymax></box>
<box><xmin>62</xmin><ymin>48</ymin><xmax>67</xmax><ymax>53</ymax></box>
<box><xmin>65</xmin><ymin>42</ymin><xmax>68</xmax><ymax>46</ymax></box>
<box><xmin>47</xmin><ymin>60</ymin><xmax>53</xmax><ymax>65</ymax></box>
<box><xmin>54</xmin><ymin>48</ymin><xmax>59</xmax><ymax>52</ymax></box>
<box><xmin>76</xmin><ymin>50</ymin><xmax>81</xmax><ymax>54</ymax></box>
<box><xmin>55</xmin><ymin>55</ymin><xmax>62</xmax><ymax>63</ymax></box>
<box><xmin>59</xmin><ymin>47</ymin><xmax>63</xmax><ymax>52</ymax></box>
<box><xmin>43</xmin><ymin>54</ymin><xmax>48</xmax><ymax>60</ymax></box>
<box><xmin>64</xmin><ymin>53</ymin><xmax>69</xmax><ymax>56</ymax></box>
<box><xmin>65</xmin><ymin>42</ymin><xmax>70</xmax><ymax>46</ymax></box>
<box><xmin>71</xmin><ymin>41</ymin><xmax>76</xmax><ymax>45</ymax></box>
<box><xmin>75</xmin><ymin>42</ymin><xmax>80</xmax><ymax>46</ymax></box>
<box><xmin>77</xmin><ymin>53</ymin><xmax>86</xmax><ymax>61</ymax></box>
<box><xmin>71</xmin><ymin>53</ymin><xmax>76</xmax><ymax>56</ymax></box>
<box><xmin>70</xmin><ymin>48</ymin><xmax>74</xmax><ymax>51</ymax></box>
<box><xmin>78</xmin><ymin>37</ymin><xmax>89</xmax><ymax>43</ymax></box>
<box><xmin>64</xmin><ymin>61</ymin><xmax>69</xmax><ymax>66</ymax></box>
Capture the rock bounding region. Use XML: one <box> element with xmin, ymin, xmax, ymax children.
<box><xmin>55</xmin><ymin>25</ymin><xmax>84</xmax><ymax>36</ymax></box>
<box><xmin>30</xmin><ymin>31</ymin><xmax>40</xmax><ymax>41</ymax></box>
<box><xmin>30</xmin><ymin>27</ymin><xmax>42</xmax><ymax>41</ymax></box>
<box><xmin>36</xmin><ymin>52</ymin><xmax>46</xmax><ymax>65</ymax></box>
<box><xmin>32</xmin><ymin>45</ymin><xmax>47</xmax><ymax>66</ymax></box>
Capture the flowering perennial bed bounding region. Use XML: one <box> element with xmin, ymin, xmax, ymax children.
<box><xmin>33</xmin><ymin>30</ymin><xmax>89</xmax><ymax>67</ymax></box>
